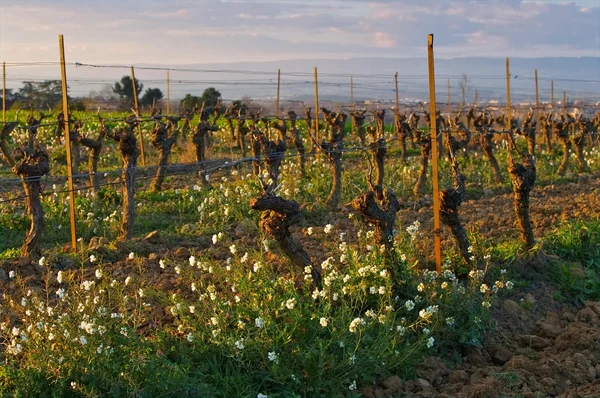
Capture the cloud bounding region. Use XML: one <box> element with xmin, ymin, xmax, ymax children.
<box><xmin>0</xmin><ymin>0</ymin><xmax>598</xmax><ymax>64</ymax></box>
<box><xmin>372</xmin><ymin>32</ymin><xmax>395</xmax><ymax>48</ymax></box>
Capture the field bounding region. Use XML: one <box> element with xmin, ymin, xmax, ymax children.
<box><xmin>1</xmin><ymin>104</ymin><xmax>599</xmax><ymax>398</ymax></box>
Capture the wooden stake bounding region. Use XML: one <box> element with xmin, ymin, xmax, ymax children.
<box><xmin>276</xmin><ymin>69</ymin><xmax>281</xmax><ymax>117</ymax></box>
<box><xmin>314</xmin><ymin>67</ymin><xmax>319</xmax><ymax>142</ymax></box>
<box><xmin>351</xmin><ymin>75</ymin><xmax>354</xmax><ymax>110</ymax></box>
<box><xmin>474</xmin><ymin>88</ymin><xmax>478</xmax><ymax>106</ymax></box>
<box><xmin>166</xmin><ymin>70</ymin><xmax>170</xmax><ymax>116</ymax></box>
<box><xmin>535</xmin><ymin>69</ymin><xmax>540</xmax><ymax>129</ymax></box>
<box><xmin>447</xmin><ymin>78</ymin><xmax>451</xmax><ymax>116</ymax></box>
<box><xmin>506</xmin><ymin>57</ymin><xmax>511</xmax><ymax>131</ymax></box>
<box><xmin>58</xmin><ymin>35</ymin><xmax>78</xmax><ymax>251</ymax></box>
<box><xmin>551</xmin><ymin>80</ymin><xmax>555</xmax><ymax>109</ymax></box>
<box><xmin>427</xmin><ymin>34</ymin><xmax>442</xmax><ymax>274</ymax></box>
<box><xmin>130</xmin><ymin>66</ymin><xmax>146</xmax><ymax>166</ymax></box>
<box><xmin>394</xmin><ymin>72</ymin><xmax>399</xmax><ymax>111</ymax></box>
<box><xmin>350</xmin><ymin>76</ymin><xmax>355</xmax><ymax>133</ymax></box>
<box><xmin>2</xmin><ymin>61</ymin><xmax>5</xmax><ymax>123</ymax></box>
<box><xmin>563</xmin><ymin>90</ymin><xmax>567</xmax><ymax>111</ymax></box>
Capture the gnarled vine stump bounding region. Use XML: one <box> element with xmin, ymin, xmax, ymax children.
<box><xmin>394</xmin><ymin>110</ymin><xmax>411</xmax><ymax>163</ymax></box>
<box><xmin>413</xmin><ymin>132</ymin><xmax>431</xmax><ymax>196</ymax></box>
<box><xmin>15</xmin><ymin>149</ymin><xmax>50</xmax><ymax>259</ymax></box>
<box><xmin>255</xmin><ymin>129</ymin><xmax>286</xmax><ymax>191</ymax></box>
<box><xmin>193</xmin><ymin>112</ymin><xmax>219</xmax><ymax>186</ymax></box>
<box><xmin>554</xmin><ymin>118</ymin><xmax>571</xmax><ymax>176</ymax></box>
<box><xmin>351</xmin><ymin>188</ymin><xmax>400</xmax><ymax>249</ymax></box>
<box><xmin>319</xmin><ymin>108</ymin><xmax>346</xmax><ymax>211</ymax></box>
<box><xmin>250</xmin><ymin>195</ymin><xmax>321</xmax><ymax>287</ymax></box>
<box><xmin>151</xmin><ymin>116</ymin><xmax>179</xmax><ymax>192</ymax></box>
<box><xmin>0</xmin><ymin>118</ymin><xmax>50</xmax><ymax>259</ymax></box>
<box><xmin>474</xmin><ymin>113</ymin><xmax>504</xmax><ymax>184</ymax></box>
<box><xmin>106</xmin><ymin>119</ymin><xmax>138</xmax><ymax>241</ymax></box>
<box><xmin>439</xmin><ymin>159</ymin><xmax>471</xmax><ymax>265</ymax></box>
<box><xmin>508</xmin><ymin>154</ymin><xmax>536</xmax><ymax>250</ymax></box>
<box><xmin>350</xmin><ymin>109</ymin><xmax>367</xmax><ymax>146</ymax></box>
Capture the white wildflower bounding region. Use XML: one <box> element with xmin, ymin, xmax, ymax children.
<box><xmin>235</xmin><ymin>339</ymin><xmax>245</xmax><ymax>350</ymax></box>
<box><xmin>426</xmin><ymin>336</ymin><xmax>435</xmax><ymax>348</ymax></box>
<box><xmin>267</xmin><ymin>351</ymin><xmax>279</xmax><ymax>364</ymax></box>
<box><xmin>349</xmin><ymin>317</ymin><xmax>365</xmax><ymax>333</ymax></box>
<box><xmin>349</xmin><ymin>380</ymin><xmax>357</xmax><ymax>391</ymax></box>
<box><xmin>255</xmin><ymin>317</ymin><xmax>265</xmax><ymax>329</ymax></box>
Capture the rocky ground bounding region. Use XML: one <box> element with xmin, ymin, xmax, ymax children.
<box><xmin>361</xmin><ymin>286</ymin><xmax>599</xmax><ymax>398</ymax></box>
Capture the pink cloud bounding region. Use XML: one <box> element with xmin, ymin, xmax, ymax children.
<box><xmin>372</xmin><ymin>32</ymin><xmax>395</xmax><ymax>48</ymax></box>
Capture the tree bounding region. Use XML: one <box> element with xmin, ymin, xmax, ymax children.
<box><xmin>0</xmin><ymin>88</ymin><xmax>16</xmax><ymax>109</ymax></box>
<box><xmin>141</xmin><ymin>88</ymin><xmax>164</xmax><ymax>108</ymax></box>
<box><xmin>113</xmin><ymin>75</ymin><xmax>143</xmax><ymax>106</ymax></box>
<box><xmin>179</xmin><ymin>88</ymin><xmax>222</xmax><ymax>113</ymax></box>
<box><xmin>180</xmin><ymin>94</ymin><xmax>202</xmax><ymax>113</ymax></box>
<box><xmin>16</xmin><ymin>80</ymin><xmax>63</xmax><ymax>109</ymax></box>
<box><xmin>458</xmin><ymin>74</ymin><xmax>469</xmax><ymax>107</ymax></box>
<box><xmin>200</xmin><ymin>87</ymin><xmax>221</xmax><ymax>109</ymax></box>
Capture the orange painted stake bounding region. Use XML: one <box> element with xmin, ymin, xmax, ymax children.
<box><xmin>447</xmin><ymin>78</ymin><xmax>451</xmax><ymax>116</ymax></box>
<box><xmin>314</xmin><ymin>67</ymin><xmax>319</xmax><ymax>143</ymax></box>
<box><xmin>394</xmin><ymin>72</ymin><xmax>399</xmax><ymax>111</ymax></box>
<box><xmin>2</xmin><ymin>61</ymin><xmax>5</xmax><ymax>123</ymax></box>
<box><xmin>58</xmin><ymin>35</ymin><xmax>78</xmax><ymax>251</ymax></box>
<box><xmin>130</xmin><ymin>66</ymin><xmax>146</xmax><ymax>166</ymax></box>
<box><xmin>535</xmin><ymin>69</ymin><xmax>540</xmax><ymax>134</ymax></box>
<box><xmin>276</xmin><ymin>69</ymin><xmax>281</xmax><ymax>117</ymax></box>
<box><xmin>166</xmin><ymin>70</ymin><xmax>170</xmax><ymax>116</ymax></box>
<box><xmin>427</xmin><ymin>34</ymin><xmax>442</xmax><ymax>274</ymax></box>
<box><xmin>506</xmin><ymin>57</ymin><xmax>511</xmax><ymax>132</ymax></box>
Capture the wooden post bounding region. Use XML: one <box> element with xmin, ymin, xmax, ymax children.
<box><xmin>276</xmin><ymin>69</ymin><xmax>281</xmax><ymax>117</ymax></box>
<box><xmin>394</xmin><ymin>72</ymin><xmax>399</xmax><ymax>111</ymax></box>
<box><xmin>166</xmin><ymin>70</ymin><xmax>170</xmax><ymax>115</ymax></box>
<box><xmin>314</xmin><ymin>67</ymin><xmax>319</xmax><ymax>142</ymax></box>
<box><xmin>2</xmin><ymin>62</ymin><xmax>6</xmax><ymax>122</ymax></box>
<box><xmin>551</xmin><ymin>80</ymin><xmax>555</xmax><ymax>109</ymax></box>
<box><xmin>2</xmin><ymin>61</ymin><xmax>5</xmax><ymax>123</ymax></box>
<box><xmin>474</xmin><ymin>88</ymin><xmax>478</xmax><ymax>106</ymax></box>
<box><xmin>506</xmin><ymin>57</ymin><xmax>511</xmax><ymax>131</ymax></box>
<box><xmin>351</xmin><ymin>76</ymin><xmax>354</xmax><ymax>110</ymax></box>
<box><xmin>58</xmin><ymin>35</ymin><xmax>78</xmax><ymax>251</ymax></box>
<box><xmin>427</xmin><ymin>34</ymin><xmax>442</xmax><ymax>274</ymax></box>
<box><xmin>563</xmin><ymin>90</ymin><xmax>567</xmax><ymax>111</ymax></box>
<box><xmin>130</xmin><ymin>66</ymin><xmax>146</xmax><ymax>166</ymax></box>
<box><xmin>350</xmin><ymin>76</ymin><xmax>355</xmax><ymax>133</ymax></box>
<box><xmin>447</xmin><ymin>78</ymin><xmax>451</xmax><ymax>116</ymax></box>
<box><xmin>535</xmin><ymin>69</ymin><xmax>540</xmax><ymax>129</ymax></box>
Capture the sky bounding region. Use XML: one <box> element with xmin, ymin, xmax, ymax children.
<box><xmin>1</xmin><ymin>0</ymin><xmax>599</xmax><ymax>65</ymax></box>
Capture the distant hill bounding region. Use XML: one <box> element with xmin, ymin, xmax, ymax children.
<box><xmin>6</xmin><ymin>57</ymin><xmax>600</xmax><ymax>104</ymax></box>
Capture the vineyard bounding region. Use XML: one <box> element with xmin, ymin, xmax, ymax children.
<box><xmin>1</xmin><ymin>56</ymin><xmax>600</xmax><ymax>397</ymax></box>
